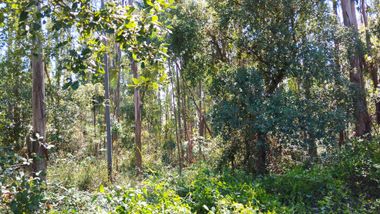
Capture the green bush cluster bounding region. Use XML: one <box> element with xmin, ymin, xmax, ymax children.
<box><xmin>104</xmin><ymin>181</ymin><xmax>191</xmax><ymax>213</ymax></box>
<box><xmin>0</xmin><ymin>147</ymin><xmax>45</xmax><ymax>213</ymax></box>
<box><xmin>2</xmin><ymin>139</ymin><xmax>379</xmax><ymax>213</ymax></box>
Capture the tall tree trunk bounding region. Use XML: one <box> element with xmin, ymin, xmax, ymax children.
<box><xmin>188</xmin><ymin>112</ymin><xmax>194</xmax><ymax>163</ymax></box>
<box><xmin>341</xmin><ymin>0</ymin><xmax>371</xmax><ymax>137</ymax></box>
<box><xmin>169</xmin><ymin>61</ymin><xmax>182</xmax><ymax>174</ymax></box>
<box><xmin>255</xmin><ymin>133</ymin><xmax>267</xmax><ymax>175</ymax></box>
<box><xmin>182</xmin><ymin>94</ymin><xmax>192</xmax><ymax>163</ymax></box>
<box><xmin>115</xmin><ymin>45</ymin><xmax>121</xmax><ymax>123</ymax></box>
<box><xmin>333</xmin><ymin>0</ymin><xmax>346</xmax><ymax>147</ymax></box>
<box><xmin>361</xmin><ymin>0</ymin><xmax>380</xmax><ymax>124</ymax></box>
<box><xmin>169</xmin><ymin>62</ymin><xmax>182</xmax><ymax>175</ymax></box>
<box><xmin>101</xmin><ymin>0</ymin><xmax>113</xmax><ymax>182</ymax></box>
<box><xmin>93</xmin><ymin>103</ymin><xmax>98</xmax><ymax>156</ymax></box>
<box><xmin>164</xmin><ymin>83</ymin><xmax>169</xmax><ymax>140</ymax></box>
<box><xmin>132</xmin><ymin>60</ymin><xmax>142</xmax><ymax>175</ymax></box>
<box><xmin>198</xmin><ymin>82</ymin><xmax>205</xmax><ymax>160</ymax></box>
<box><xmin>30</xmin><ymin>0</ymin><xmax>47</xmax><ymax>180</ymax></box>
<box><xmin>174</xmin><ymin>62</ymin><xmax>184</xmax><ymax>174</ymax></box>
<box><xmin>157</xmin><ymin>86</ymin><xmax>163</xmax><ymax>159</ymax></box>
<box><xmin>114</xmin><ymin>0</ymin><xmax>123</xmax><ymax>122</ymax></box>
<box><xmin>198</xmin><ymin>82</ymin><xmax>205</xmax><ymax>139</ymax></box>
<box><xmin>127</xmin><ymin>0</ymin><xmax>142</xmax><ymax>176</ymax></box>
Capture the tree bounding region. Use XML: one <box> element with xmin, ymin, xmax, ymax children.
<box><xmin>29</xmin><ymin>0</ymin><xmax>47</xmax><ymax>179</ymax></box>
<box><xmin>360</xmin><ymin>0</ymin><xmax>380</xmax><ymax>124</ymax></box>
<box><xmin>132</xmin><ymin>59</ymin><xmax>142</xmax><ymax>175</ymax></box>
<box><xmin>100</xmin><ymin>0</ymin><xmax>113</xmax><ymax>182</ymax></box>
<box><xmin>208</xmin><ymin>0</ymin><xmax>349</xmax><ymax>174</ymax></box>
<box><xmin>340</xmin><ymin>0</ymin><xmax>371</xmax><ymax>137</ymax></box>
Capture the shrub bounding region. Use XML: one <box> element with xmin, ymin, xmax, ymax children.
<box><xmin>0</xmin><ymin>147</ymin><xmax>45</xmax><ymax>213</ymax></box>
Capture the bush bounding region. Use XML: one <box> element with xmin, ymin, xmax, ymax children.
<box><xmin>176</xmin><ymin>166</ymin><xmax>287</xmax><ymax>213</ymax></box>
<box><xmin>103</xmin><ymin>181</ymin><xmax>191</xmax><ymax>213</ymax></box>
<box><xmin>0</xmin><ymin>147</ymin><xmax>45</xmax><ymax>213</ymax></box>
<box><xmin>2</xmin><ymin>138</ymin><xmax>379</xmax><ymax>213</ymax></box>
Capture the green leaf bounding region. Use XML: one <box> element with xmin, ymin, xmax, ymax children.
<box><xmin>125</xmin><ymin>21</ymin><xmax>136</xmax><ymax>29</ymax></box>
<box><xmin>99</xmin><ymin>184</ymin><xmax>105</xmax><ymax>193</ymax></box>
<box><xmin>159</xmin><ymin>73</ymin><xmax>167</xmax><ymax>83</ymax></box>
<box><xmin>132</xmin><ymin>78</ymin><xmax>139</xmax><ymax>85</ymax></box>
<box><xmin>152</xmin><ymin>15</ymin><xmax>158</xmax><ymax>23</ymax></box>
<box><xmin>146</xmin><ymin>0</ymin><xmax>154</xmax><ymax>7</ymax></box>
<box><xmin>132</xmin><ymin>53</ymin><xmax>137</xmax><ymax>61</ymax></box>
<box><xmin>151</xmin><ymin>82</ymin><xmax>159</xmax><ymax>90</ymax></box>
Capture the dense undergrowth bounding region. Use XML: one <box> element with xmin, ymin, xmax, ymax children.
<box><xmin>1</xmin><ymin>139</ymin><xmax>380</xmax><ymax>213</ymax></box>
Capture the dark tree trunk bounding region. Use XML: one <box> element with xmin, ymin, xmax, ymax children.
<box><xmin>255</xmin><ymin>133</ymin><xmax>267</xmax><ymax>175</ymax></box>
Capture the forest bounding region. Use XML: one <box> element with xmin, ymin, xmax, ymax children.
<box><xmin>1</xmin><ymin>0</ymin><xmax>380</xmax><ymax>213</ymax></box>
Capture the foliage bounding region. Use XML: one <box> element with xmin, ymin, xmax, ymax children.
<box><xmin>0</xmin><ymin>147</ymin><xmax>45</xmax><ymax>213</ymax></box>
<box><xmin>211</xmin><ymin>67</ymin><xmax>348</xmax><ymax>173</ymax></box>
<box><xmin>1</xmin><ymin>0</ymin><xmax>380</xmax><ymax>213</ymax></box>
<box><xmin>2</xmin><ymin>138</ymin><xmax>380</xmax><ymax>213</ymax></box>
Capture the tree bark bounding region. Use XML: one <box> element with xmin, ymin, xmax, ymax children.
<box><xmin>174</xmin><ymin>62</ymin><xmax>184</xmax><ymax>174</ymax></box>
<box><xmin>101</xmin><ymin>0</ymin><xmax>113</xmax><ymax>182</ymax></box>
<box><xmin>255</xmin><ymin>133</ymin><xmax>267</xmax><ymax>175</ymax></box>
<box><xmin>182</xmin><ymin>94</ymin><xmax>193</xmax><ymax>163</ymax></box>
<box><xmin>115</xmin><ymin>44</ymin><xmax>121</xmax><ymax>123</ymax></box>
<box><xmin>169</xmin><ymin>61</ymin><xmax>182</xmax><ymax>175</ymax></box>
<box><xmin>29</xmin><ymin>0</ymin><xmax>47</xmax><ymax>180</ymax></box>
<box><xmin>198</xmin><ymin>82</ymin><xmax>205</xmax><ymax>159</ymax></box>
<box><xmin>198</xmin><ymin>82</ymin><xmax>205</xmax><ymax>138</ymax></box>
<box><xmin>132</xmin><ymin>60</ymin><xmax>142</xmax><ymax>175</ymax></box>
<box><xmin>341</xmin><ymin>0</ymin><xmax>371</xmax><ymax>137</ymax></box>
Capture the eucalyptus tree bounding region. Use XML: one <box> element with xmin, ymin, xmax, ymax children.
<box><xmin>0</xmin><ymin>0</ymin><xmax>172</xmax><ymax>178</ymax></box>
<box><xmin>100</xmin><ymin>0</ymin><xmax>113</xmax><ymax>182</ymax></box>
<box><xmin>169</xmin><ymin>0</ymin><xmax>213</xmax><ymax>164</ymax></box>
<box><xmin>116</xmin><ymin>0</ymin><xmax>172</xmax><ymax>174</ymax></box>
<box><xmin>359</xmin><ymin>0</ymin><xmax>380</xmax><ymax>124</ymax></box>
<box><xmin>340</xmin><ymin>0</ymin><xmax>371</xmax><ymax>137</ymax></box>
<box><xmin>2</xmin><ymin>0</ymin><xmax>53</xmax><ymax>179</ymax></box>
<box><xmin>29</xmin><ymin>0</ymin><xmax>48</xmax><ymax>179</ymax></box>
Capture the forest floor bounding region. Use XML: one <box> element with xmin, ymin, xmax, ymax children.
<box><xmin>2</xmin><ymin>139</ymin><xmax>380</xmax><ymax>213</ymax></box>
<box><xmin>39</xmin><ymin>139</ymin><xmax>380</xmax><ymax>213</ymax></box>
